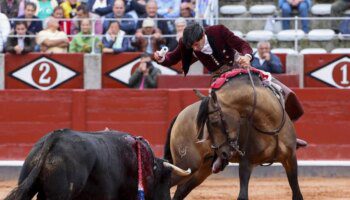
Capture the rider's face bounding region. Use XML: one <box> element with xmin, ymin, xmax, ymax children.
<box><xmin>191</xmin><ymin>34</ymin><xmax>205</xmax><ymax>51</ymax></box>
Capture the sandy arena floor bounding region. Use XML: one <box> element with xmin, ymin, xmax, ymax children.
<box><xmin>1</xmin><ymin>177</ymin><xmax>350</xmax><ymax>199</ymax></box>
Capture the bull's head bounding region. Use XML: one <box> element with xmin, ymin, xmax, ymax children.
<box><xmin>152</xmin><ymin>159</ymin><xmax>191</xmax><ymax>200</ymax></box>
<box><xmin>196</xmin><ymin>90</ymin><xmax>241</xmax><ymax>166</ymax></box>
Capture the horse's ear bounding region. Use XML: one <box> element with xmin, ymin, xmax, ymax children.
<box><xmin>193</xmin><ymin>89</ymin><xmax>206</xmax><ymax>100</ymax></box>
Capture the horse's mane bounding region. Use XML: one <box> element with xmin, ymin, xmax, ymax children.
<box><xmin>196</xmin><ymin>96</ymin><xmax>210</xmax><ymax>140</ymax></box>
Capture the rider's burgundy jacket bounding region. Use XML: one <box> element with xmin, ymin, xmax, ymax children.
<box><xmin>159</xmin><ymin>25</ymin><xmax>253</xmax><ymax>75</ymax></box>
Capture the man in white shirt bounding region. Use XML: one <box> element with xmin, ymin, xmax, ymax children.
<box><xmin>0</xmin><ymin>12</ymin><xmax>11</xmax><ymax>53</ymax></box>
<box><xmin>36</xmin><ymin>17</ymin><xmax>69</xmax><ymax>53</ymax></box>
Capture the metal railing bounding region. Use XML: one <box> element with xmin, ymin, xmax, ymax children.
<box><xmin>1</xmin><ymin>15</ymin><xmax>350</xmax><ymax>54</ymax></box>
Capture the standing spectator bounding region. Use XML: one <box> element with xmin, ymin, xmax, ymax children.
<box><xmin>136</xmin><ymin>0</ymin><xmax>170</xmax><ymax>34</ymax></box>
<box><xmin>33</xmin><ymin>0</ymin><xmax>58</xmax><ymax>20</ymax></box>
<box><xmin>52</xmin><ymin>6</ymin><xmax>72</xmax><ymax>36</ymax></box>
<box><xmin>87</xmin><ymin>0</ymin><xmax>114</xmax><ymax>16</ymax></box>
<box><xmin>0</xmin><ymin>0</ymin><xmax>20</xmax><ymax>18</ymax></box>
<box><xmin>129</xmin><ymin>53</ymin><xmax>161</xmax><ymax>89</ymax></box>
<box><xmin>36</xmin><ymin>16</ymin><xmax>69</xmax><ymax>53</ymax></box>
<box><xmin>0</xmin><ymin>12</ymin><xmax>11</xmax><ymax>52</ymax></box>
<box><xmin>251</xmin><ymin>41</ymin><xmax>283</xmax><ymax>73</ymax></box>
<box><xmin>331</xmin><ymin>0</ymin><xmax>350</xmax><ymax>34</ymax></box>
<box><xmin>132</xmin><ymin>17</ymin><xmax>165</xmax><ymax>54</ymax></box>
<box><xmin>60</xmin><ymin>0</ymin><xmax>81</xmax><ymax>19</ymax></box>
<box><xmin>69</xmin><ymin>18</ymin><xmax>101</xmax><ymax>53</ymax></box>
<box><xmin>156</xmin><ymin>0</ymin><xmax>181</xmax><ymax>18</ymax></box>
<box><xmin>168</xmin><ymin>17</ymin><xmax>186</xmax><ymax>51</ymax></box>
<box><xmin>103</xmin><ymin>0</ymin><xmax>136</xmax><ymax>34</ymax></box>
<box><xmin>102</xmin><ymin>20</ymin><xmax>133</xmax><ymax>53</ymax></box>
<box><xmin>5</xmin><ymin>21</ymin><xmax>35</xmax><ymax>54</ymax></box>
<box><xmin>279</xmin><ymin>0</ymin><xmax>311</xmax><ymax>33</ymax></box>
<box><xmin>17</xmin><ymin>2</ymin><xmax>43</xmax><ymax>34</ymax></box>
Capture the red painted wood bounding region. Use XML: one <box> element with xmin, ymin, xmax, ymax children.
<box><xmin>0</xmin><ymin>88</ymin><xmax>349</xmax><ymax>160</ymax></box>
<box><xmin>5</xmin><ymin>53</ymin><xmax>84</xmax><ymax>89</ymax></box>
<box><xmin>304</xmin><ymin>54</ymin><xmax>350</xmax><ymax>87</ymax></box>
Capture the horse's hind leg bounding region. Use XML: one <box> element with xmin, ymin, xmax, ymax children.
<box><xmin>282</xmin><ymin>154</ymin><xmax>303</xmax><ymax>200</ymax></box>
<box><xmin>172</xmin><ymin>160</ymin><xmax>212</xmax><ymax>200</ymax></box>
<box><xmin>237</xmin><ymin>159</ymin><xmax>253</xmax><ymax>200</ymax></box>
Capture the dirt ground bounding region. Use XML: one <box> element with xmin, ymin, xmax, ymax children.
<box><xmin>1</xmin><ymin>177</ymin><xmax>349</xmax><ymax>199</ymax></box>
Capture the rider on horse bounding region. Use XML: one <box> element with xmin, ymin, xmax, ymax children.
<box><xmin>153</xmin><ymin>23</ymin><xmax>307</xmax><ymax>173</ymax></box>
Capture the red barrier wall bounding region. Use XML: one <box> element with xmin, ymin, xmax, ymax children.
<box><xmin>0</xmin><ymin>89</ymin><xmax>349</xmax><ymax>160</ymax></box>
<box><xmin>304</xmin><ymin>54</ymin><xmax>350</xmax><ymax>88</ymax></box>
<box><xmin>5</xmin><ymin>53</ymin><xmax>84</xmax><ymax>90</ymax></box>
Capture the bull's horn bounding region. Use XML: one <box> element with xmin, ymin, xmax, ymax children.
<box><xmin>193</xmin><ymin>89</ymin><xmax>206</xmax><ymax>100</ymax></box>
<box><xmin>163</xmin><ymin>162</ymin><xmax>191</xmax><ymax>176</ymax></box>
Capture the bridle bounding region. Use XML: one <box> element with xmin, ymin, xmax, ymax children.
<box><xmin>207</xmin><ymin>90</ymin><xmax>244</xmax><ymax>156</ymax></box>
<box><xmin>206</xmin><ymin>69</ymin><xmax>286</xmax><ymax>158</ymax></box>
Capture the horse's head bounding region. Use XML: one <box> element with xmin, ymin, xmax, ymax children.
<box><xmin>196</xmin><ymin>90</ymin><xmax>241</xmax><ymax>163</ymax></box>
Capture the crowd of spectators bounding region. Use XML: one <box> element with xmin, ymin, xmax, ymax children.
<box><xmin>0</xmin><ymin>0</ymin><xmax>203</xmax><ymax>54</ymax></box>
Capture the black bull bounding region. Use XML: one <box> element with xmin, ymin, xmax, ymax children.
<box><xmin>5</xmin><ymin>129</ymin><xmax>191</xmax><ymax>200</ymax></box>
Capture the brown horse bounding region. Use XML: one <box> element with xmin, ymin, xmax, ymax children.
<box><xmin>164</xmin><ymin>72</ymin><xmax>303</xmax><ymax>200</ymax></box>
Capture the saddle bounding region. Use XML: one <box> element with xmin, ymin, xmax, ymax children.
<box><xmin>210</xmin><ymin>68</ymin><xmax>304</xmax><ymax>121</ymax></box>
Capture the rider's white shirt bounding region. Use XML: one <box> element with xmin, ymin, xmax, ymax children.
<box><xmin>201</xmin><ymin>35</ymin><xmax>213</xmax><ymax>55</ymax></box>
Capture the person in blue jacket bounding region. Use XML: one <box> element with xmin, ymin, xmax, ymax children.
<box><xmin>251</xmin><ymin>41</ymin><xmax>283</xmax><ymax>73</ymax></box>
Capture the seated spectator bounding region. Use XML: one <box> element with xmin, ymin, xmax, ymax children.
<box><xmin>69</xmin><ymin>19</ymin><xmax>101</xmax><ymax>53</ymax></box>
<box><xmin>251</xmin><ymin>41</ymin><xmax>283</xmax><ymax>74</ymax></box>
<box><xmin>125</xmin><ymin>0</ymin><xmax>148</xmax><ymax>17</ymax></box>
<box><xmin>331</xmin><ymin>0</ymin><xmax>350</xmax><ymax>34</ymax></box>
<box><xmin>102</xmin><ymin>20</ymin><xmax>133</xmax><ymax>53</ymax></box>
<box><xmin>17</xmin><ymin>2</ymin><xmax>43</xmax><ymax>34</ymax></box>
<box><xmin>33</xmin><ymin>0</ymin><xmax>58</xmax><ymax>20</ymax></box>
<box><xmin>87</xmin><ymin>0</ymin><xmax>114</xmax><ymax>16</ymax></box>
<box><xmin>279</xmin><ymin>0</ymin><xmax>311</xmax><ymax>33</ymax></box>
<box><xmin>5</xmin><ymin>21</ymin><xmax>35</xmax><ymax>54</ymax></box>
<box><xmin>60</xmin><ymin>0</ymin><xmax>81</xmax><ymax>19</ymax></box>
<box><xmin>156</xmin><ymin>0</ymin><xmax>181</xmax><ymax>18</ymax></box>
<box><xmin>128</xmin><ymin>53</ymin><xmax>161</xmax><ymax>89</ymax></box>
<box><xmin>52</xmin><ymin>6</ymin><xmax>72</xmax><ymax>36</ymax></box>
<box><xmin>168</xmin><ymin>17</ymin><xmax>186</xmax><ymax>51</ymax></box>
<box><xmin>180</xmin><ymin>2</ymin><xmax>194</xmax><ymax>18</ymax></box>
<box><xmin>103</xmin><ymin>0</ymin><xmax>136</xmax><ymax>34</ymax></box>
<box><xmin>71</xmin><ymin>4</ymin><xmax>102</xmax><ymax>35</ymax></box>
<box><xmin>0</xmin><ymin>0</ymin><xmax>20</xmax><ymax>18</ymax></box>
<box><xmin>36</xmin><ymin>16</ymin><xmax>69</xmax><ymax>53</ymax></box>
<box><xmin>0</xmin><ymin>12</ymin><xmax>11</xmax><ymax>53</ymax></box>
<box><xmin>137</xmin><ymin>1</ymin><xmax>170</xmax><ymax>35</ymax></box>
<box><xmin>132</xmin><ymin>18</ymin><xmax>166</xmax><ymax>54</ymax></box>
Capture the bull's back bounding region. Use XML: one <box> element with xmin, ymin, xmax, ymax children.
<box><xmin>30</xmin><ymin>130</ymin><xmax>138</xmax><ymax>199</ymax></box>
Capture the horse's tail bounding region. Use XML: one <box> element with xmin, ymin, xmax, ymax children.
<box><xmin>163</xmin><ymin>116</ymin><xmax>178</xmax><ymax>164</ymax></box>
<box><xmin>5</xmin><ymin>130</ymin><xmax>64</xmax><ymax>200</ymax></box>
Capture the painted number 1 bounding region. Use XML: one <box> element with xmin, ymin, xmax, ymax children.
<box><xmin>39</xmin><ymin>63</ymin><xmax>51</xmax><ymax>84</ymax></box>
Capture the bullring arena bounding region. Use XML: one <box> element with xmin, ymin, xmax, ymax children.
<box><xmin>1</xmin><ymin>0</ymin><xmax>350</xmax><ymax>199</ymax></box>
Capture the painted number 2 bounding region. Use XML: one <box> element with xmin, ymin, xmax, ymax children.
<box><xmin>340</xmin><ymin>64</ymin><xmax>349</xmax><ymax>85</ymax></box>
<box><xmin>39</xmin><ymin>63</ymin><xmax>51</xmax><ymax>84</ymax></box>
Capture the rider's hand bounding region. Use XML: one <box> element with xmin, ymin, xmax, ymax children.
<box><xmin>153</xmin><ymin>51</ymin><xmax>165</xmax><ymax>63</ymax></box>
<box><xmin>237</xmin><ymin>55</ymin><xmax>251</xmax><ymax>68</ymax></box>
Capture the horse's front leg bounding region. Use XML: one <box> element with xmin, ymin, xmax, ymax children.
<box><xmin>237</xmin><ymin>159</ymin><xmax>253</xmax><ymax>200</ymax></box>
<box><xmin>282</xmin><ymin>154</ymin><xmax>303</xmax><ymax>200</ymax></box>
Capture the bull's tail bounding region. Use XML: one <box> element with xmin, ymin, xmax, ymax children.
<box><xmin>163</xmin><ymin>116</ymin><xmax>178</xmax><ymax>164</ymax></box>
<box><xmin>5</xmin><ymin>129</ymin><xmax>64</xmax><ymax>200</ymax></box>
